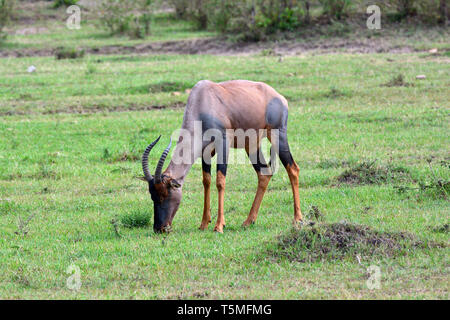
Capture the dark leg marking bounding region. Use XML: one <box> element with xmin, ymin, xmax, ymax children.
<box><xmin>265</xmin><ymin>97</ymin><xmax>294</xmax><ymax>168</ymax></box>
<box><xmin>200</xmin><ymin>147</ymin><xmax>215</xmax><ymax>230</ymax></box>
<box><xmin>216</xmin><ymin>133</ymin><xmax>228</xmax><ymax>176</ymax></box>
<box><xmin>202</xmin><ymin>156</ymin><xmax>211</xmax><ymax>175</ymax></box>
<box><xmin>277</xmin><ymin>127</ymin><xmax>295</xmax><ymax>168</ymax></box>
<box><xmin>266</xmin><ymin>97</ymin><xmax>302</xmax><ymax>223</ymax></box>
<box><xmin>248</xmin><ymin>148</ymin><xmax>270</xmax><ymax>173</ymax></box>
<box><xmin>199</xmin><ymin>112</ymin><xmax>228</xmax><ymax>175</ymax></box>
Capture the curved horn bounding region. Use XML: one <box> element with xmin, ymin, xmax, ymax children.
<box><xmin>141</xmin><ymin>135</ymin><xmax>161</xmax><ymax>181</ymax></box>
<box><xmin>154</xmin><ymin>138</ymin><xmax>172</xmax><ymax>184</ymax></box>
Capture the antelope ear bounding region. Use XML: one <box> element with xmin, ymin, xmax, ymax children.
<box><xmin>136</xmin><ymin>176</ymin><xmax>148</xmax><ymax>182</ymax></box>
<box><xmin>169</xmin><ymin>179</ymin><xmax>181</xmax><ymax>188</ymax></box>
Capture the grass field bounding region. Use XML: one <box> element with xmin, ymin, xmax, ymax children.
<box><xmin>0</xmin><ymin>2</ymin><xmax>449</xmax><ymax>299</ymax></box>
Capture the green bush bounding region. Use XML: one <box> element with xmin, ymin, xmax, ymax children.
<box><xmin>319</xmin><ymin>0</ymin><xmax>353</xmax><ymax>20</ymax></box>
<box><xmin>383</xmin><ymin>0</ymin><xmax>446</xmax><ymax>23</ymax></box>
<box><xmin>99</xmin><ymin>0</ymin><xmax>152</xmax><ymax>38</ymax></box>
<box><xmin>54</xmin><ymin>47</ymin><xmax>85</xmax><ymax>60</ymax></box>
<box><xmin>119</xmin><ymin>210</ymin><xmax>152</xmax><ymax>228</ymax></box>
<box><xmin>169</xmin><ymin>0</ymin><xmax>446</xmax><ymax>39</ymax></box>
<box><xmin>255</xmin><ymin>0</ymin><xmax>303</xmax><ymax>32</ymax></box>
<box><xmin>438</xmin><ymin>0</ymin><xmax>448</xmax><ymax>24</ymax></box>
<box><xmin>169</xmin><ymin>0</ymin><xmax>306</xmax><ymax>40</ymax></box>
<box><xmin>206</xmin><ymin>0</ymin><xmax>256</xmax><ymax>38</ymax></box>
<box><xmin>207</xmin><ymin>0</ymin><xmax>305</xmax><ymax>41</ymax></box>
<box><xmin>396</xmin><ymin>0</ymin><xmax>417</xmax><ymax>17</ymax></box>
<box><xmin>414</xmin><ymin>0</ymin><xmax>448</xmax><ymax>24</ymax></box>
<box><xmin>0</xmin><ymin>0</ymin><xmax>14</xmax><ymax>40</ymax></box>
<box><xmin>53</xmin><ymin>0</ymin><xmax>79</xmax><ymax>8</ymax></box>
<box><xmin>185</xmin><ymin>0</ymin><xmax>210</xmax><ymax>30</ymax></box>
<box><xmin>169</xmin><ymin>0</ymin><xmax>190</xmax><ymax>18</ymax></box>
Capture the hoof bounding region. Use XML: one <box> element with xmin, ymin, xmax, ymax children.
<box><xmin>242</xmin><ymin>220</ymin><xmax>255</xmax><ymax>228</ymax></box>
<box><xmin>213</xmin><ymin>225</ymin><xmax>224</xmax><ymax>233</ymax></box>
<box><xmin>292</xmin><ymin>219</ymin><xmax>304</xmax><ymax>229</ymax></box>
<box><xmin>199</xmin><ymin>222</ymin><xmax>209</xmax><ymax>230</ymax></box>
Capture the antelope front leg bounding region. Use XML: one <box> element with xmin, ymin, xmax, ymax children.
<box><xmin>243</xmin><ymin>172</ymin><xmax>271</xmax><ymax>227</ymax></box>
<box><xmin>243</xmin><ymin>148</ymin><xmax>272</xmax><ymax>227</ymax></box>
<box><xmin>214</xmin><ymin>138</ymin><xmax>228</xmax><ymax>233</ymax></box>
<box><xmin>199</xmin><ymin>160</ymin><xmax>212</xmax><ymax>230</ymax></box>
<box><xmin>214</xmin><ymin>170</ymin><xmax>226</xmax><ymax>233</ymax></box>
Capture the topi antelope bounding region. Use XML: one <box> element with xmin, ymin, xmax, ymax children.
<box><xmin>140</xmin><ymin>80</ymin><xmax>303</xmax><ymax>233</ymax></box>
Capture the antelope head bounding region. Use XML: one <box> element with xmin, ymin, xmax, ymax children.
<box><xmin>140</xmin><ymin>136</ymin><xmax>182</xmax><ymax>233</ymax></box>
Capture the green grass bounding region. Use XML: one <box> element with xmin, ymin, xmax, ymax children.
<box><xmin>4</xmin><ymin>6</ymin><xmax>215</xmax><ymax>51</ymax></box>
<box><xmin>0</xmin><ymin>51</ymin><xmax>448</xmax><ymax>299</ymax></box>
<box><xmin>0</xmin><ymin>2</ymin><xmax>448</xmax><ymax>299</ymax></box>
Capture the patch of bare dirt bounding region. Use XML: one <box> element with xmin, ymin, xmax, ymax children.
<box><xmin>0</xmin><ymin>102</ymin><xmax>184</xmax><ymax>116</ymax></box>
<box><xmin>43</xmin><ymin>102</ymin><xmax>184</xmax><ymax>114</ymax></box>
<box><xmin>336</xmin><ymin>161</ymin><xmax>411</xmax><ymax>185</ymax></box>
<box><xmin>14</xmin><ymin>27</ymin><xmax>49</xmax><ymax>35</ymax></box>
<box><xmin>0</xmin><ymin>37</ymin><xmax>418</xmax><ymax>58</ymax></box>
<box><xmin>270</xmin><ymin>221</ymin><xmax>445</xmax><ymax>263</ymax></box>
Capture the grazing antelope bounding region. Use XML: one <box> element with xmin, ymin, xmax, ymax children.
<box><xmin>140</xmin><ymin>80</ymin><xmax>302</xmax><ymax>233</ymax></box>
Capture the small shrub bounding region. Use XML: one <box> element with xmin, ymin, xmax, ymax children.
<box><xmin>85</xmin><ymin>64</ymin><xmax>97</xmax><ymax>75</ymax></box>
<box><xmin>185</xmin><ymin>0</ymin><xmax>209</xmax><ymax>30</ymax></box>
<box><xmin>430</xmin><ymin>223</ymin><xmax>449</xmax><ymax>233</ymax></box>
<box><xmin>53</xmin><ymin>0</ymin><xmax>79</xmax><ymax>8</ymax></box>
<box><xmin>322</xmin><ymin>20</ymin><xmax>351</xmax><ymax>36</ymax></box>
<box><xmin>438</xmin><ymin>0</ymin><xmax>448</xmax><ymax>24</ymax></box>
<box><xmin>55</xmin><ymin>47</ymin><xmax>85</xmax><ymax>60</ymax></box>
<box><xmin>323</xmin><ymin>87</ymin><xmax>350</xmax><ymax>98</ymax></box>
<box><xmin>382</xmin><ymin>74</ymin><xmax>413</xmax><ymax>87</ymax></box>
<box><xmin>384</xmin><ymin>0</ymin><xmax>446</xmax><ymax>23</ymax></box>
<box><xmin>0</xmin><ymin>0</ymin><xmax>14</xmax><ymax>40</ymax></box>
<box><xmin>259</xmin><ymin>48</ymin><xmax>277</xmax><ymax>56</ymax></box>
<box><xmin>237</xmin><ymin>0</ymin><xmax>304</xmax><ymax>40</ymax></box>
<box><xmin>317</xmin><ymin>158</ymin><xmax>354</xmax><ymax>169</ymax></box>
<box><xmin>15</xmin><ymin>213</ymin><xmax>36</xmax><ymax>237</ymax></box>
<box><xmin>99</xmin><ymin>0</ymin><xmax>153</xmax><ymax>38</ymax></box>
<box><xmin>169</xmin><ymin>0</ymin><xmax>190</xmax><ymax>18</ymax></box>
<box><xmin>11</xmin><ymin>267</ymin><xmax>31</xmax><ymax>287</ymax></box>
<box><xmin>102</xmin><ymin>148</ymin><xmax>139</xmax><ymax>163</ymax></box>
<box><xmin>336</xmin><ymin>161</ymin><xmax>411</xmax><ymax>185</ymax></box>
<box><xmin>110</xmin><ymin>217</ymin><xmax>122</xmax><ymax>237</ymax></box>
<box><xmin>0</xmin><ymin>199</ymin><xmax>15</xmax><ymax>215</ymax></box>
<box><xmin>36</xmin><ymin>163</ymin><xmax>57</xmax><ymax>179</ymax></box>
<box><xmin>394</xmin><ymin>159</ymin><xmax>449</xmax><ymax>200</ymax></box>
<box><xmin>115</xmin><ymin>151</ymin><xmax>139</xmax><ymax>162</ymax></box>
<box><xmin>396</xmin><ymin>0</ymin><xmax>418</xmax><ymax>18</ymax></box>
<box><xmin>319</xmin><ymin>0</ymin><xmax>353</xmax><ymax>20</ymax></box>
<box><xmin>306</xmin><ymin>205</ymin><xmax>324</xmax><ymax>221</ymax></box>
<box><xmin>418</xmin><ymin>180</ymin><xmax>449</xmax><ymax>199</ymax></box>
<box><xmin>395</xmin><ymin>180</ymin><xmax>450</xmax><ymax>199</ymax></box>
<box><xmin>119</xmin><ymin>210</ymin><xmax>152</xmax><ymax>228</ymax></box>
